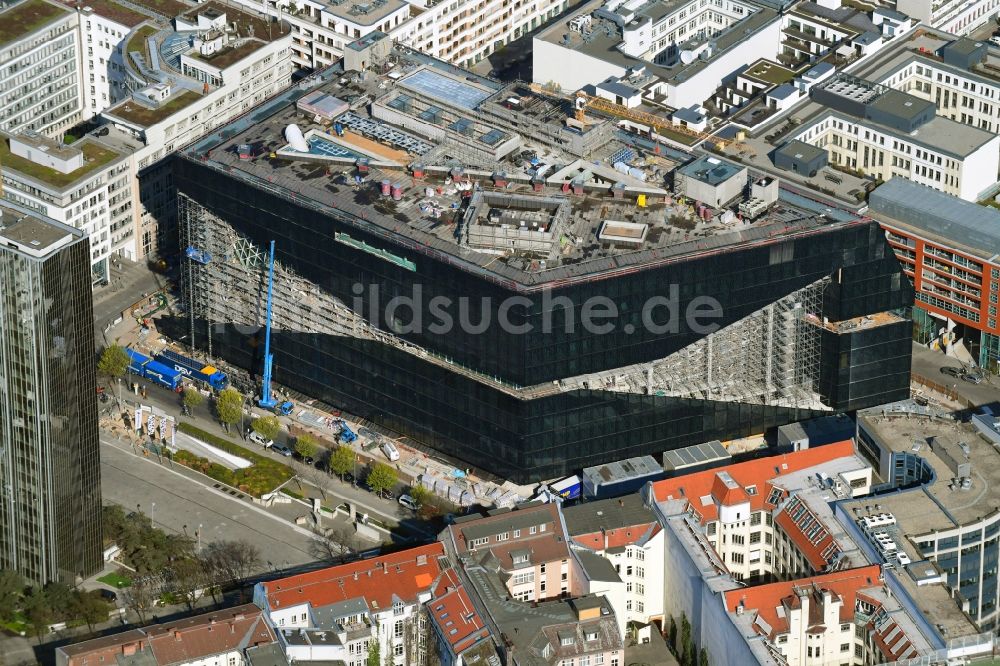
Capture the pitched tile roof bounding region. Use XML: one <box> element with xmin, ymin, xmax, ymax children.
<box><xmin>58</xmin><ymin>605</ymin><xmax>274</xmax><ymax>666</ymax></box>
<box><xmin>259</xmin><ymin>542</ymin><xmax>445</xmax><ymax>612</ymax></box>
<box><xmin>563</xmin><ymin>494</ymin><xmax>661</xmax><ymax>551</ymax></box>
<box><xmin>650</xmin><ymin>440</ymin><xmax>856</xmax><ymax>523</ymax></box>
<box><xmin>773</xmin><ymin>495</ymin><xmax>841</xmax><ymax>570</ymax></box>
<box><xmin>428</xmin><ymin>569</ymin><xmax>491</xmax><ymax>654</ymax></box>
<box><xmin>723</xmin><ymin>565</ymin><xmax>883</xmax><ymax>639</ymax></box>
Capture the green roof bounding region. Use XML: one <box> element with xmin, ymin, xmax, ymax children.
<box><xmin>191</xmin><ymin>40</ymin><xmax>263</xmax><ymax>69</ymax></box>
<box><xmin>124</xmin><ymin>0</ymin><xmax>188</xmax><ymax>18</ymax></box>
<box><xmin>0</xmin><ymin>0</ymin><xmax>71</xmax><ymax>48</ymax></box>
<box><xmin>0</xmin><ymin>137</ymin><xmax>122</xmax><ymax>189</ymax></box>
<box><xmin>126</xmin><ymin>24</ymin><xmax>157</xmax><ymax>62</ymax></box>
<box><xmin>106</xmin><ymin>90</ymin><xmax>201</xmax><ymax>127</ymax></box>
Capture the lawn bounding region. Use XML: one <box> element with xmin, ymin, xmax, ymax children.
<box><xmin>175</xmin><ymin>423</ymin><xmax>295</xmax><ymax>497</ymax></box>
<box><xmin>0</xmin><ymin>137</ymin><xmax>121</xmax><ymax>188</ymax></box>
<box><xmin>108</xmin><ymin>91</ymin><xmax>200</xmax><ymax>127</ymax></box>
<box><xmin>97</xmin><ymin>571</ymin><xmax>133</xmax><ymax>588</ymax></box>
<box><xmin>0</xmin><ymin>612</ymin><xmax>29</xmax><ymax>636</ymax></box>
<box><xmin>126</xmin><ymin>25</ymin><xmax>157</xmax><ymax>61</ymax></box>
<box><xmin>0</xmin><ymin>0</ymin><xmax>71</xmax><ymax>48</ymax></box>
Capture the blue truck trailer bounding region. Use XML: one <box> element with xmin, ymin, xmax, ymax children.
<box><xmin>126</xmin><ymin>348</ymin><xmax>183</xmax><ymax>390</ymax></box>
<box><xmin>154</xmin><ymin>349</ymin><xmax>228</xmax><ymax>390</ymax></box>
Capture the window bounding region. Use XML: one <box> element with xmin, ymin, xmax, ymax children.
<box><xmin>580</xmin><ymin>657</ymin><xmax>590</xmax><ymax>666</ymax></box>
<box><xmin>394</xmin><ymin>621</ymin><xmax>404</xmax><ymax>638</ymax></box>
<box><xmin>530</xmin><ymin>526</ymin><xmax>537</xmax><ymax>535</ymax></box>
<box><xmin>469</xmin><ymin>537</ymin><xmax>488</xmax><ymax>548</ymax></box>
<box><xmin>513</xmin><ymin>553</ymin><xmax>529</xmax><ymax>565</ymax></box>
<box><xmin>636</xmin><ymin>567</ymin><xmax>644</xmax><ymax>578</ymax></box>
<box><xmin>497</xmin><ymin>532</ymin><xmax>509</xmax><ymax>542</ymax></box>
<box><xmin>561</xmin><ymin>636</ymin><xmax>575</xmax><ymax>646</ymax></box>
<box><xmin>514</xmin><ymin>529</ymin><xmax>521</xmax><ymax>538</ymax></box>
<box><xmin>840</xmin><ymin>643</ymin><xmax>849</xmax><ymax>652</ymax></box>
<box><xmin>586</xmin><ymin>630</ymin><xmax>599</xmax><ymax>641</ymax></box>
<box><xmin>393</xmin><ymin>644</ymin><xmax>404</xmax><ymax>657</ymax></box>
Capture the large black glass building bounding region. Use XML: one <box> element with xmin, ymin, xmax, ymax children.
<box><xmin>174</xmin><ymin>73</ymin><xmax>912</xmax><ymax>483</ymax></box>
<box><xmin>0</xmin><ymin>205</ymin><xmax>102</xmax><ymax>584</ymax></box>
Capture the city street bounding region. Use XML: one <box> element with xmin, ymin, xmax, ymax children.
<box><xmin>100</xmin><ymin>435</ymin><xmax>325</xmax><ymax>571</ymax></box>
<box><xmin>910</xmin><ymin>343</ymin><xmax>1000</xmax><ymax>408</ymax></box>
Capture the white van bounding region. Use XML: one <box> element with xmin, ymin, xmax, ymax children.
<box><xmin>381</xmin><ymin>440</ymin><xmax>400</xmax><ymax>462</ymax></box>
<box><xmin>249</xmin><ymin>431</ymin><xmax>274</xmax><ymax>449</ymax></box>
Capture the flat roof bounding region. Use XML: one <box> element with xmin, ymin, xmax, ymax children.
<box><xmin>398</xmin><ymin>68</ymin><xmax>493</xmax><ymax>110</ymax></box>
<box><xmin>0</xmin><ymin>134</ymin><xmax>124</xmax><ymax>189</ymax></box>
<box><xmin>677</xmin><ymin>154</ymin><xmax>745</xmax><ymax>185</ymax></box>
<box><xmin>814</xmin><ymin>109</ymin><xmax>995</xmax><ymax>159</ymax></box>
<box><xmin>74</xmin><ymin>0</ymin><xmax>148</xmax><ymax>26</ymax></box>
<box><xmin>775</xmin><ymin>138</ymin><xmax>827</xmax><ymax>163</ymax></box>
<box><xmin>323</xmin><ymin>0</ymin><xmax>406</xmax><ymax>25</ymax></box>
<box><xmin>847</xmin><ymin>414</ymin><xmax>1000</xmax><ymax>532</ymax></box>
<box><xmin>0</xmin><ymin>204</ymin><xmax>79</xmax><ymax>256</ymax></box>
<box><xmin>191</xmin><ymin>39</ymin><xmax>264</xmax><ymax>68</ymax></box>
<box><xmin>0</xmin><ymin>0</ymin><xmax>71</xmax><ymax>47</ymax></box>
<box><xmin>743</xmin><ymin>59</ymin><xmax>796</xmax><ymax>85</ymax></box>
<box><xmin>121</xmin><ymin>0</ymin><xmax>187</xmax><ymax>18</ymax></box>
<box><xmin>537</xmin><ymin>0</ymin><xmax>779</xmax><ymax>87</ymax></box>
<box><xmin>105</xmin><ymin>90</ymin><xmax>201</xmax><ymax>127</ymax></box>
<box><xmin>869</xmin><ymin>178</ymin><xmax>1000</xmax><ymax>262</ymax></box>
<box><xmin>180</xmin><ymin>52</ymin><xmax>865</xmax><ymax>288</ymax></box>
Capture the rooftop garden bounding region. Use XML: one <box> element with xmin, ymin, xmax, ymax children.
<box><xmin>0</xmin><ymin>137</ymin><xmax>120</xmax><ymax>188</ymax></box>
<box><xmin>0</xmin><ymin>0</ymin><xmax>71</xmax><ymax>47</ymax></box>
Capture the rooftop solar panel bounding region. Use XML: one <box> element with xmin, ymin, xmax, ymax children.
<box><xmin>400</xmin><ymin>69</ymin><xmax>491</xmax><ymax>110</ymax></box>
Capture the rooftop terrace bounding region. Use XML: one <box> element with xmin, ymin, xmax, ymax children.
<box><xmin>69</xmin><ymin>0</ymin><xmax>147</xmax><ymax>26</ymax></box>
<box><xmin>105</xmin><ymin>90</ymin><xmax>201</xmax><ymax>127</ymax></box>
<box><xmin>0</xmin><ymin>135</ymin><xmax>122</xmax><ymax>189</ymax></box>
<box><xmin>182</xmin><ymin>57</ymin><xmax>861</xmax><ymax>288</ymax></box>
<box><xmin>0</xmin><ymin>0</ymin><xmax>71</xmax><ymax>47</ymax></box>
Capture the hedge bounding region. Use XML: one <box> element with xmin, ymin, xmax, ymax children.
<box><xmin>175</xmin><ymin>422</ymin><xmax>294</xmax><ymax>496</ymax></box>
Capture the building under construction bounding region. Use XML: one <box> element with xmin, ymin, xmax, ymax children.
<box><xmin>173</xmin><ymin>39</ymin><xmax>913</xmax><ymax>482</ymax></box>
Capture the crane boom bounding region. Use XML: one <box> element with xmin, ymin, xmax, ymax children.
<box><xmin>258</xmin><ymin>240</ymin><xmax>278</xmax><ymax>410</ymax></box>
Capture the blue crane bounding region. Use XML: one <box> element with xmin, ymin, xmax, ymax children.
<box><xmin>258</xmin><ymin>240</ymin><xmax>294</xmax><ymax>415</ymax></box>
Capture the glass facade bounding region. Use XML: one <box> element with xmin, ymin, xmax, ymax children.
<box><xmin>0</xmin><ymin>224</ymin><xmax>102</xmax><ymax>585</ymax></box>
<box><xmin>175</xmin><ymin>160</ymin><xmax>914</xmax><ymax>482</ymax></box>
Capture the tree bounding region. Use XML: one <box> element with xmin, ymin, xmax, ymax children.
<box><xmin>204</xmin><ymin>540</ymin><xmax>261</xmax><ymax>586</ymax></box>
<box><xmin>182</xmin><ymin>388</ymin><xmax>204</xmax><ymax>411</ymax></box>
<box><xmin>366</xmin><ymin>637</ymin><xmax>381</xmax><ymax>666</ymax></box>
<box><xmin>122</xmin><ymin>578</ymin><xmax>155</xmax><ymax>625</ymax></box>
<box><xmin>309</xmin><ymin>527</ymin><xmax>359</xmax><ymax>563</ymax></box>
<box><xmin>667</xmin><ymin>616</ymin><xmax>678</xmax><ymax>656</ymax></box>
<box><xmin>71</xmin><ymin>590</ymin><xmax>112</xmax><ymax>634</ymax></box>
<box><xmin>328</xmin><ymin>446</ymin><xmax>355</xmax><ymax>480</ymax></box>
<box><xmin>169</xmin><ymin>557</ymin><xmax>207</xmax><ymax>611</ymax></box>
<box><xmin>23</xmin><ymin>588</ymin><xmax>52</xmax><ymax>644</ymax></box>
<box><xmin>0</xmin><ymin>570</ymin><xmax>23</xmax><ymax>623</ymax></box>
<box><xmin>409</xmin><ymin>485</ymin><xmax>432</xmax><ymax>507</ymax></box>
<box><xmin>295</xmin><ymin>433</ymin><xmax>320</xmax><ymax>460</ymax></box>
<box><xmin>366</xmin><ymin>462</ymin><xmax>397</xmax><ymax>496</ymax></box>
<box><xmin>98</xmin><ymin>344</ymin><xmax>129</xmax><ymax>380</ymax></box>
<box><xmin>680</xmin><ymin>613</ymin><xmax>693</xmax><ymax>666</ymax></box>
<box><xmin>42</xmin><ymin>581</ymin><xmax>73</xmax><ymax>622</ymax></box>
<box><xmin>251</xmin><ymin>415</ymin><xmax>281</xmax><ymax>441</ymax></box>
<box><xmin>699</xmin><ymin>648</ymin><xmax>710</xmax><ymax>666</ymax></box>
<box><xmin>215</xmin><ymin>387</ymin><xmax>243</xmax><ymax>431</ymax></box>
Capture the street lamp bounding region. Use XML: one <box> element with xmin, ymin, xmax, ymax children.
<box><xmin>151</xmin><ymin>502</ymin><xmax>156</xmax><ymax>525</ymax></box>
<box><xmin>197</xmin><ymin>523</ymin><xmax>203</xmax><ymax>552</ymax></box>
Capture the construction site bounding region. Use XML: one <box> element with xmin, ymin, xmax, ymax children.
<box><xmin>171</xmin><ymin>39</ymin><xmax>914</xmax><ymax>481</ymax></box>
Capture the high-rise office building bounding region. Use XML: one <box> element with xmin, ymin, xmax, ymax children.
<box><xmin>0</xmin><ymin>203</ymin><xmax>102</xmax><ymax>585</ymax></box>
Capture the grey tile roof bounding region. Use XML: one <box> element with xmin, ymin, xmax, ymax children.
<box><xmin>562</xmin><ymin>494</ymin><xmax>656</xmax><ymax>536</ymax></box>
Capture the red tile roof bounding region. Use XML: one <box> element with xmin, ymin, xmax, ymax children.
<box><xmin>724</xmin><ymin>565</ymin><xmax>883</xmax><ymax>639</ymax></box>
<box><xmin>862</xmin><ymin>596</ymin><xmax>919</xmax><ymax>662</ymax></box>
<box><xmin>773</xmin><ymin>496</ymin><xmax>840</xmax><ymax>570</ymax></box>
<box><xmin>259</xmin><ymin>543</ymin><xmax>445</xmax><ymax>612</ymax></box>
<box><xmin>429</xmin><ymin>569</ymin><xmax>490</xmax><ymax>653</ymax></box>
<box><xmin>571</xmin><ymin>523</ymin><xmax>661</xmax><ymax>551</ymax></box>
<box><xmin>59</xmin><ymin>605</ymin><xmax>274</xmax><ymax>666</ymax></box>
<box><xmin>650</xmin><ymin>440</ymin><xmax>856</xmax><ymax>523</ymax></box>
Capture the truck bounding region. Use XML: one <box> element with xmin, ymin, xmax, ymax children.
<box><xmin>549</xmin><ymin>475</ymin><xmax>582</xmax><ymax>501</ymax></box>
<box><xmin>154</xmin><ymin>349</ymin><xmax>228</xmax><ymax>390</ymax></box>
<box><xmin>339</xmin><ymin>423</ymin><xmax>357</xmax><ymax>444</ymax></box>
<box><xmin>126</xmin><ymin>348</ymin><xmax>182</xmax><ymax>391</ymax></box>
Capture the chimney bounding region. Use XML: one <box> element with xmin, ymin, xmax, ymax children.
<box><xmin>174</xmin><ymin>631</ymin><xmax>182</xmax><ymax>641</ymax></box>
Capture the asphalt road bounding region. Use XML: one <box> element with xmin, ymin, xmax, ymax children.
<box><xmin>100</xmin><ymin>435</ymin><xmax>325</xmax><ymax>571</ymax></box>
<box><xmin>910</xmin><ymin>343</ymin><xmax>1000</xmax><ymax>408</ymax></box>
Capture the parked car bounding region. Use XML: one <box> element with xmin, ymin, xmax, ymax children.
<box><xmin>294</xmin><ymin>453</ymin><xmax>315</xmax><ymax>465</ymax></box>
<box><xmin>940</xmin><ymin>366</ymin><xmax>963</xmax><ymax>378</ymax></box>
<box><xmin>398</xmin><ymin>494</ymin><xmax>420</xmax><ymax>511</ymax></box>
<box><xmin>249</xmin><ymin>431</ymin><xmax>274</xmax><ymax>448</ymax></box>
<box><xmin>98</xmin><ymin>589</ymin><xmax>117</xmax><ymax>602</ymax></box>
<box><xmin>272</xmin><ymin>444</ymin><xmax>294</xmax><ymax>457</ymax></box>
<box><xmin>963</xmin><ymin>373</ymin><xmax>984</xmax><ymax>384</ymax></box>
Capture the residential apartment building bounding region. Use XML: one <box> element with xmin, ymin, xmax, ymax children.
<box><xmin>0</xmin><ymin>130</ymin><xmax>132</xmax><ymax>281</ymax></box>
<box><xmin>252</xmin><ymin>543</ymin><xmax>447</xmax><ymax>666</ymax></box>
<box><xmin>875</xmin><ymin>37</ymin><xmax>1000</xmax><ymax>135</ymax></box>
<box><xmin>426</xmin><ymin>568</ymin><xmax>495</xmax><ymax>666</ymax></box>
<box><xmin>73</xmin><ymin>0</ymin><xmax>149</xmax><ymax>118</ymax></box>
<box><xmin>869</xmin><ymin>178</ymin><xmax>1000</xmax><ymax>371</ymax></box>
<box><xmin>649</xmin><ymin>440</ymin><xmax>872</xmax><ymax>585</ymax></box>
<box><xmin>0</xmin><ymin>0</ymin><xmax>83</xmax><ymax>136</ymax></box>
<box><xmin>0</xmin><ymin>204</ymin><xmax>102</xmax><ymax>585</ymax></box>
<box><xmin>897</xmin><ymin>0</ymin><xmax>1000</xmax><ymax>35</ymax></box>
<box><xmin>447</xmin><ymin>503</ymin><xmax>577</xmax><ymax>603</ymax></box>
<box><xmin>723</xmin><ymin>566</ymin><xmax>926</xmax><ymax>665</ymax></box>
<box><xmin>55</xmin><ymin>604</ymin><xmax>278</xmax><ymax>666</ymax></box>
<box><xmin>98</xmin><ymin>2</ymin><xmax>293</xmax><ymax>259</ymax></box>
<box><xmin>563</xmin><ymin>495</ymin><xmax>665</xmax><ymax>631</ymax></box>
<box><xmin>791</xmin><ymin>74</ymin><xmax>1000</xmax><ymax>201</ymax></box>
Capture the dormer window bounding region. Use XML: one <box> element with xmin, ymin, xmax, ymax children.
<box><xmin>513</xmin><ymin>553</ymin><xmax>529</xmax><ymax>565</ymax></box>
<box><xmin>560</xmin><ymin>635</ymin><xmax>575</xmax><ymax>646</ymax></box>
<box><xmin>585</xmin><ymin>630</ymin><xmax>598</xmax><ymax>641</ymax></box>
